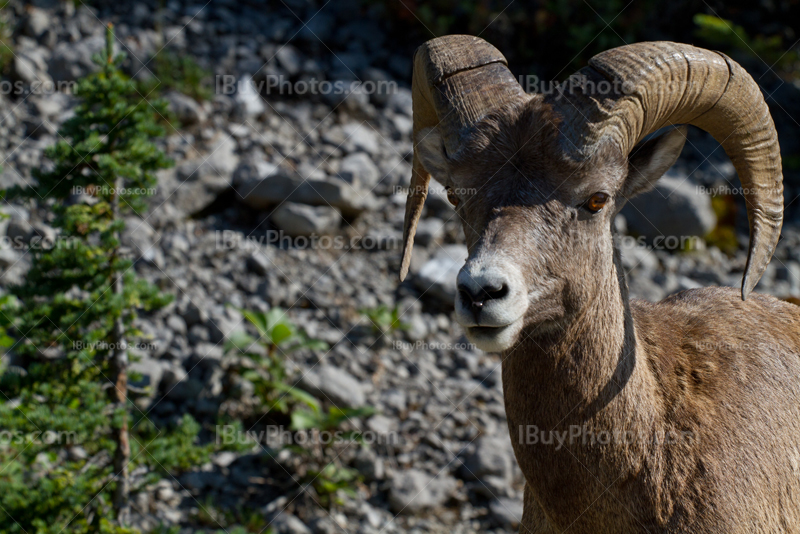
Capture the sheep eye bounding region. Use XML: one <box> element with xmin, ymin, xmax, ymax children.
<box><xmin>584</xmin><ymin>192</ymin><xmax>609</xmax><ymax>213</ymax></box>
<box><xmin>446</xmin><ymin>188</ymin><xmax>460</xmax><ymax>207</ymax></box>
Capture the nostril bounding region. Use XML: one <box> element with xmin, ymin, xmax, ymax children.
<box><xmin>458</xmin><ymin>285</ymin><xmax>475</xmax><ymax>304</ymax></box>
<box><xmin>483</xmin><ymin>283</ymin><xmax>509</xmax><ymax>301</ymax></box>
<box><xmin>458</xmin><ymin>282</ymin><xmax>509</xmax><ymax>306</ymax></box>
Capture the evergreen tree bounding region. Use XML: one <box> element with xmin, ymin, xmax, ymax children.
<box><xmin>0</xmin><ymin>25</ymin><xmax>207</xmax><ymax>533</ymax></box>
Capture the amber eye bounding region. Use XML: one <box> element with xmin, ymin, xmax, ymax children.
<box><xmin>446</xmin><ymin>188</ymin><xmax>460</xmax><ymax>207</ymax></box>
<box><xmin>584</xmin><ymin>192</ymin><xmax>609</xmax><ymax>213</ymax></box>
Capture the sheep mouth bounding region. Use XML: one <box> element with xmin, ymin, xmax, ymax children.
<box><xmin>467</xmin><ymin>325</ymin><xmax>510</xmax><ymax>337</ymax></box>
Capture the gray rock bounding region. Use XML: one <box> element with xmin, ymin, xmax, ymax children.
<box><xmin>23</xmin><ymin>8</ymin><xmax>51</xmax><ymax>39</ymax></box>
<box><xmin>271</xmin><ymin>512</ymin><xmax>312</xmax><ymax>534</ymax></box>
<box><xmin>48</xmin><ymin>36</ymin><xmax>105</xmax><ymax>82</ymax></box>
<box><xmin>235</xmin><ymin>75</ymin><xmax>265</xmax><ymax>117</ymax></box>
<box><xmin>275</xmin><ymin>45</ymin><xmax>304</xmax><ymax>77</ymax></box>
<box><xmin>338</xmin><ymin>152</ymin><xmax>379</xmax><ymax>189</ymax></box>
<box><xmin>355</xmin><ymin>447</ymin><xmax>385</xmax><ymax>481</ymax></box>
<box><xmin>165</xmin><ymin>91</ymin><xmax>207</xmax><ymax>125</ymax></box>
<box><xmin>236</xmin><ymin>168</ymin><xmax>297</xmax><ymax>205</ymax></box>
<box><xmin>207</xmin><ymin>306</ymin><xmax>245</xmax><ymax>344</ymax></box>
<box><xmin>161</xmin><ymin>363</ymin><xmax>204</xmax><ymax>400</ymax></box>
<box><xmin>192</xmin><ymin>342</ymin><xmax>224</xmax><ymax>367</ymax></box>
<box><xmin>155</xmin><ymin>483</ymin><xmax>176</xmax><ymax>503</ymax></box>
<box><xmin>622</xmin><ymin>171</ymin><xmax>717</xmax><ymax>242</ymax></box>
<box><xmin>212</xmin><ymin>451</ymin><xmax>238</xmax><ymax>468</ymax></box>
<box><xmin>390</xmin><ymin>113</ymin><xmax>413</xmax><ymax>138</ymax></box>
<box><xmin>362</xmin><ymin>67</ymin><xmax>394</xmax><ymax>107</ymax></box>
<box><xmin>307</xmin><ymin>517</ymin><xmax>339</xmax><ymax>534</ymax></box>
<box><xmin>489</xmin><ymin>496</ymin><xmax>524</xmax><ymax>529</ymax></box>
<box><xmin>232</xmin><ymin>159</ymin><xmax>281</xmax><ymax>187</ymax></box>
<box><xmin>619</xmin><ymin>240</ymin><xmax>659</xmax><ymax>272</ymax></box>
<box><xmin>0</xmin><ymin>167</ymin><xmax>29</xmax><ymax>191</ymax></box>
<box><xmin>12</xmin><ymin>55</ymin><xmax>52</xmax><ymax>86</ymax></box>
<box><xmin>230</xmin><ymin>376</ymin><xmax>255</xmax><ymax>400</ymax></box>
<box><xmin>0</xmin><ymin>248</ymin><xmax>21</xmax><ymax>268</ymax></box>
<box><xmin>29</xmin><ymin>222</ymin><xmax>56</xmax><ymax>249</ymax></box>
<box><xmin>180</xmin><ymin>300</ymin><xmax>209</xmax><ymax>327</ymax></box>
<box><xmin>5</xmin><ymin>219</ymin><xmax>32</xmax><ymax>247</ymax></box>
<box><xmin>341</xmin><ymin>123</ymin><xmax>380</xmax><ymax>156</ymax></box>
<box><xmin>388</xmin><ymin>469</ymin><xmax>456</xmax><ymax>514</ymax></box>
<box><xmin>367</xmin><ymin>414</ymin><xmax>398</xmax><ymax>434</ymax></box>
<box><xmin>776</xmin><ymin>261</ymin><xmax>800</xmax><ymax>294</ymax></box>
<box><xmin>129</xmin><ymin>357</ymin><xmax>165</xmax><ymax>391</ymax></box>
<box><xmin>161</xmin><ymin>364</ymin><xmax>187</xmax><ymax>389</ymax></box>
<box><xmin>166</xmin><ymin>315</ymin><xmax>188</xmax><ymax>336</ymax></box>
<box><xmin>414</xmin><ymin>218</ymin><xmax>445</xmax><ymax>247</ymax></box>
<box><xmin>246</xmin><ymin>250</ymin><xmax>272</xmax><ymax>275</ymax></box>
<box><xmin>461</xmin><ymin>435</ymin><xmax>515</xmax><ymax>482</ymax></box>
<box><xmin>321</xmin><ymin>81</ymin><xmax>370</xmax><ymax>111</ymax></box>
<box><xmin>166</xmin><ymin>376</ymin><xmax>204</xmax><ymax>401</ymax></box>
<box><xmin>239</xmin><ymin>173</ymin><xmax>376</xmax><ymax>216</ymax></box>
<box><xmin>122</xmin><ymin>218</ymin><xmax>162</xmax><ymax>266</ymax></box>
<box><xmin>161</xmin><ymin>135</ymin><xmax>238</xmax><ymax>214</ymax></box>
<box><xmin>67</xmin><ymin>446</ymin><xmax>88</xmax><ymax>461</ymax></box>
<box><xmin>403</xmin><ymin>314</ymin><xmax>428</xmax><ymax>341</ymax></box>
<box><xmin>387</xmin><ymin>88</ymin><xmax>413</xmax><ymax>117</ymax></box>
<box><xmin>414</xmin><ymin>245</ymin><xmax>468</xmax><ymax>304</ymax></box>
<box><xmin>270</xmin><ymin>202</ymin><xmax>340</xmax><ymax>237</ymax></box>
<box><xmin>300</xmin><ymin>364</ymin><xmax>366</xmax><ymax>408</ymax></box>
<box><xmin>422</xmin><ymin>185</ymin><xmax>456</xmax><ymax>218</ymax></box>
<box><xmin>628</xmin><ymin>274</ymin><xmax>667</xmax><ymax>302</ymax></box>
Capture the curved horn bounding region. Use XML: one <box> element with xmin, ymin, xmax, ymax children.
<box><xmin>552</xmin><ymin>42</ymin><xmax>782</xmax><ymax>300</ymax></box>
<box><xmin>399</xmin><ymin>35</ymin><xmax>528</xmax><ymax>281</ymax></box>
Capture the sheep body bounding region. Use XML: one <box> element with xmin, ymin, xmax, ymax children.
<box><xmin>505</xmin><ymin>286</ymin><xmax>800</xmax><ymax>532</ymax></box>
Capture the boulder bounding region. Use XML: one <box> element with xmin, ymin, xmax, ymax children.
<box><xmin>414</xmin><ymin>244</ymin><xmax>468</xmax><ymax>304</ymax></box>
<box><xmin>159</xmin><ymin>135</ymin><xmax>238</xmax><ymax>214</ymax></box>
<box><xmin>164</xmin><ymin>91</ymin><xmax>207</xmax><ymax>125</ymax></box>
<box><xmin>388</xmin><ymin>469</ymin><xmax>456</xmax><ymax>514</ymax></box>
<box><xmin>338</xmin><ymin>152</ymin><xmax>379</xmax><ymax>189</ymax></box>
<box><xmin>238</xmin><ymin>172</ymin><xmax>376</xmax><ymax>216</ymax></box>
<box><xmin>341</xmin><ymin>123</ymin><xmax>380</xmax><ymax>156</ymax></box>
<box><xmin>270</xmin><ymin>202</ymin><xmax>340</xmax><ymax>237</ymax></box>
<box><xmin>490</xmin><ymin>497</ymin><xmax>524</xmax><ymax>529</ymax></box>
<box><xmin>621</xmin><ymin>171</ymin><xmax>716</xmax><ymax>243</ymax></box>
<box><xmin>461</xmin><ymin>435</ymin><xmax>516</xmax><ymax>482</ymax></box>
<box><xmin>129</xmin><ymin>357</ymin><xmax>165</xmax><ymax>391</ymax></box>
<box><xmin>300</xmin><ymin>364</ymin><xmax>366</xmax><ymax>408</ymax></box>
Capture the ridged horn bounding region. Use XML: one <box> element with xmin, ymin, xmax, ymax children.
<box><xmin>551</xmin><ymin>42</ymin><xmax>782</xmax><ymax>300</ymax></box>
<box><xmin>399</xmin><ymin>35</ymin><xmax>528</xmax><ymax>281</ymax></box>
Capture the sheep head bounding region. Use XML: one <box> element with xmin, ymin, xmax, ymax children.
<box><xmin>400</xmin><ymin>38</ymin><xmax>783</xmax><ymax>352</ymax></box>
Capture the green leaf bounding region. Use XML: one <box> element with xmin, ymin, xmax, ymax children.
<box><xmin>264</xmin><ymin>307</ymin><xmax>286</xmax><ymax>331</ymax></box>
<box><xmin>242</xmin><ymin>309</ymin><xmax>270</xmax><ymax>338</ymax></box>
<box><xmin>269</xmin><ymin>381</ymin><xmax>321</xmax><ymax>413</ymax></box>
<box><xmin>226</xmin><ymin>329</ymin><xmax>258</xmax><ymax>353</ymax></box>
<box><xmin>290</xmin><ymin>409</ymin><xmax>321</xmax><ymax>431</ymax></box>
<box><xmin>271</xmin><ymin>323</ymin><xmax>293</xmax><ymax>346</ymax></box>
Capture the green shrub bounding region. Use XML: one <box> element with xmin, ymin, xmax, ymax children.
<box><xmin>229</xmin><ymin>308</ymin><xmax>371</xmax><ymax>507</ymax></box>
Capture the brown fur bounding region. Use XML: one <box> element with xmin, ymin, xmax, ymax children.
<box><xmin>434</xmin><ymin>99</ymin><xmax>800</xmax><ymax>532</ymax></box>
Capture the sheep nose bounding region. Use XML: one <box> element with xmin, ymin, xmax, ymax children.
<box><xmin>457</xmin><ymin>281</ymin><xmax>509</xmax><ymax>310</ymax></box>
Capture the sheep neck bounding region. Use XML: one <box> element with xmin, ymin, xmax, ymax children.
<box><xmin>501</xmin><ymin>245</ymin><xmax>659</xmax><ymax>514</ymax></box>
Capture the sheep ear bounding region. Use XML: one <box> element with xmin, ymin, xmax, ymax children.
<box><xmin>624</xmin><ymin>126</ymin><xmax>687</xmax><ymax>198</ymax></box>
<box><xmin>415</xmin><ymin>127</ymin><xmax>450</xmax><ymax>183</ymax></box>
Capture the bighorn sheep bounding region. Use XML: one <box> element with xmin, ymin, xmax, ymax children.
<box><xmin>399</xmin><ymin>36</ymin><xmax>800</xmax><ymax>532</ymax></box>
